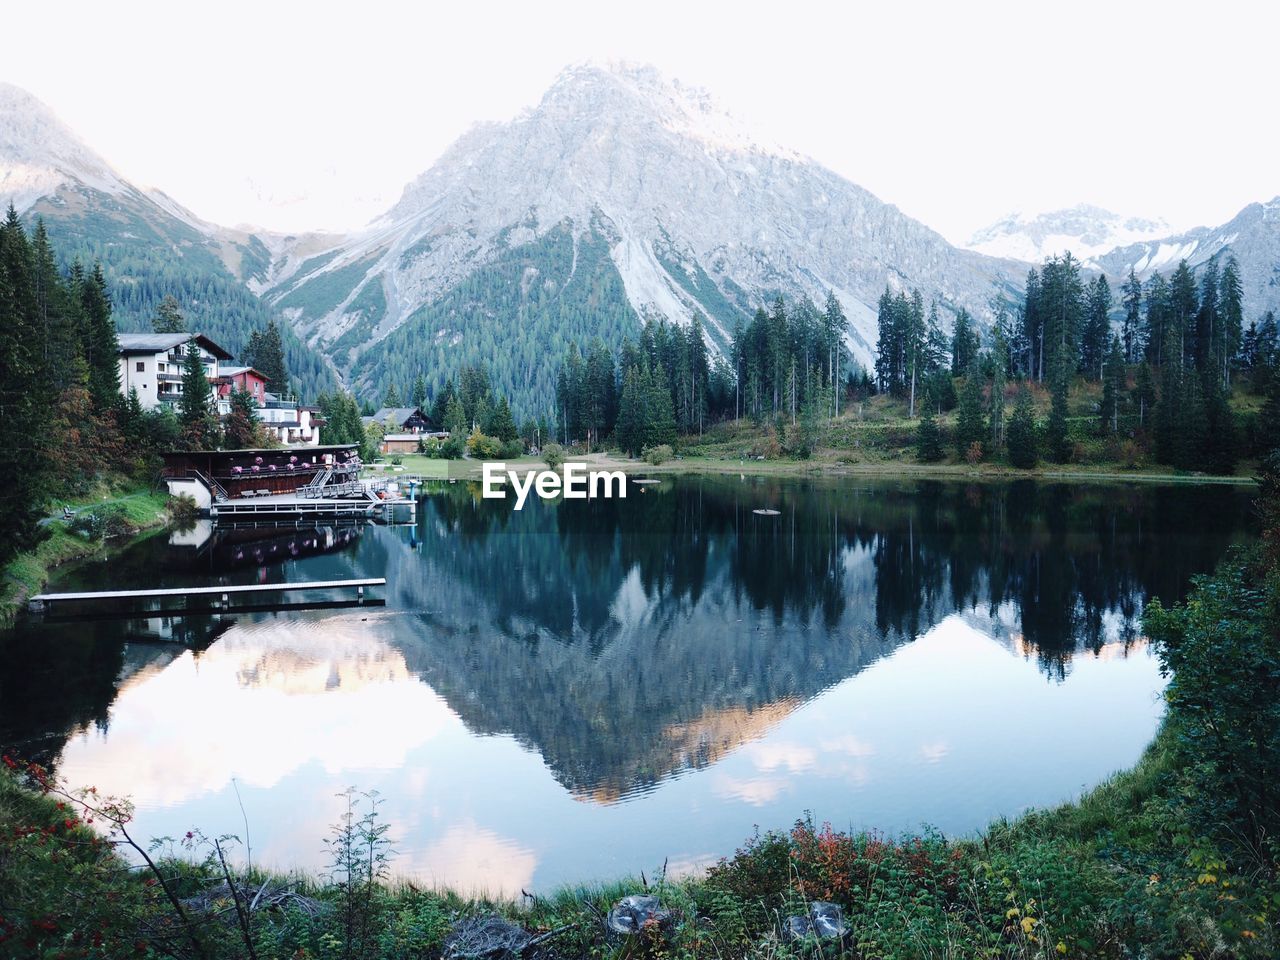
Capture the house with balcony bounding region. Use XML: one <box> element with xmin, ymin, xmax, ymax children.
<box><xmin>213</xmin><ymin>365</ymin><xmax>270</xmax><ymax>408</ymax></box>
<box><xmin>258</xmin><ymin>393</ymin><xmax>325</xmax><ymax>446</ymax></box>
<box><xmin>117</xmin><ymin>333</ymin><xmax>233</xmax><ymax>410</ymax></box>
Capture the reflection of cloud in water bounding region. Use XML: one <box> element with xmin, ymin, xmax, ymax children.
<box><xmin>407</xmin><ymin>823</ymin><xmax>537</xmax><ymax>899</ymax></box>
<box><xmin>748</xmin><ymin>741</ymin><xmax>817</xmax><ymax>774</ymax></box>
<box><xmin>918</xmin><ymin>741</ymin><xmax>949</xmax><ymax>764</ymax></box>
<box><xmin>58</xmin><ymin>614</ymin><xmax>455</xmax><ymax>807</ymax></box>
<box><xmin>821</xmin><ymin>734</ymin><xmax>876</xmax><ymax>758</ymax></box>
<box><xmin>713</xmin><ymin>774</ymin><xmax>790</xmax><ymax>806</ymax></box>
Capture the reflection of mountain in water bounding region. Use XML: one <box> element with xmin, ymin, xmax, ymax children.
<box><xmin>378</xmin><ymin>478</ymin><xmax>1253</xmax><ymax>801</ymax></box>
<box><xmin>0</xmin><ymin>480</ymin><xmax>1255</xmax><ymax>796</ymax></box>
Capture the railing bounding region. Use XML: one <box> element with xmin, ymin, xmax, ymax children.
<box><xmin>183</xmin><ymin>469</ymin><xmax>230</xmax><ymax>503</ymax></box>
<box><xmin>298</xmin><ymin>468</ymin><xmax>333</xmax><ymax>498</ymax></box>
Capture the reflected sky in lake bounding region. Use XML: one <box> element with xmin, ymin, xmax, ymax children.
<box><xmin>0</xmin><ymin>477</ymin><xmax>1256</xmax><ymax>893</ymax></box>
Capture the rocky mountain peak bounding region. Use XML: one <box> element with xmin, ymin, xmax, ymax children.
<box><xmin>0</xmin><ymin>82</ymin><xmax>126</xmax><ymax>210</ymax></box>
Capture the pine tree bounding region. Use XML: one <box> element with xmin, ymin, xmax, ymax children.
<box><xmin>616</xmin><ymin>366</ymin><xmax>646</xmax><ymax>457</ymax></box>
<box><xmin>1144</xmin><ymin>272</ymin><xmax>1171</xmax><ymax>367</ymax></box>
<box><xmin>916</xmin><ymin>398</ymin><xmax>944</xmax><ymax>463</ymax></box>
<box><xmin>0</xmin><ymin>205</ymin><xmax>51</xmax><ymax>563</ymax></box>
<box><xmin>645</xmin><ymin>365</ymin><xmax>677</xmax><ymax>449</ymax></box>
<box><xmin>487</xmin><ymin>395</ymin><xmax>518</xmax><ymax>441</ymax></box>
<box><xmin>223</xmin><ymin>387</ymin><xmax>261</xmax><ymax>448</ymax></box>
<box><xmin>989</xmin><ymin>330</ymin><xmax>1008</xmax><ymax>449</ymax></box>
<box><xmin>954</xmin><ymin>363</ymin><xmax>986</xmax><ymax>456</ymax></box>
<box><xmin>1006</xmin><ymin>386</ymin><xmax>1038</xmax><ymax>468</ymax></box>
<box><xmin>383</xmin><ymin>383</ymin><xmax>402</xmax><ymax>408</ymax></box>
<box><xmin>178</xmin><ymin>341</ymin><xmax>218</xmax><ymax>450</ymax></box>
<box><xmin>79</xmin><ymin>264</ymin><xmax>119</xmax><ymax>414</ymax></box>
<box><xmin>430</xmin><ymin>378</ymin><xmax>456</xmax><ymax>429</ymax></box>
<box><xmin>152</xmin><ymin>294</ymin><xmax>186</xmax><ymax>333</ymax></box>
<box><xmin>1100</xmin><ymin>336</ymin><xmax>1126</xmax><ymax>434</ymax></box>
<box><xmin>1202</xmin><ymin>374</ymin><xmax>1238</xmax><ymax>475</ymax></box>
<box><xmin>411</xmin><ymin>373</ymin><xmax>428</xmax><ymax>410</ymax></box>
<box><xmin>1133</xmin><ymin>362</ymin><xmax>1155</xmax><ymax>429</ymax></box>
<box><xmin>243</xmin><ymin>319</ymin><xmax>288</xmax><ymax>395</ymax></box>
<box><xmin>444</xmin><ymin>394</ymin><xmax>467</xmax><ymax>436</ymax></box>
<box><xmin>1081</xmin><ymin>275</ymin><xmax>1112</xmax><ymax>379</ymax></box>
<box><xmin>1121</xmin><ymin>268</ymin><xmax>1143</xmax><ymax>363</ymax></box>
<box><xmin>1169</xmin><ymin>261</ymin><xmax>1199</xmax><ymax>369</ymax></box>
<box><xmin>1219</xmin><ymin>256</ymin><xmax>1244</xmax><ymax>389</ymax></box>
<box><xmin>1153</xmin><ymin>364</ymin><xmax>1183</xmax><ymax>464</ymax></box>
<box><xmin>1046</xmin><ymin>360</ymin><xmax>1072</xmax><ymax>463</ymax></box>
<box><xmin>950</xmin><ymin>307</ymin><xmax>979</xmax><ymax>378</ymax></box>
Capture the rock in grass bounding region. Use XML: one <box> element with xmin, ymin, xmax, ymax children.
<box><xmin>782</xmin><ymin>901</ymin><xmax>847</xmax><ymax>943</ymax></box>
<box><xmin>607</xmin><ymin>894</ymin><xmax>672</xmax><ymax>936</ymax></box>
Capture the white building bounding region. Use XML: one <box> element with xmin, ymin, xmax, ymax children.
<box><xmin>117</xmin><ymin>332</ymin><xmax>322</xmax><ymax>446</ymax></box>
<box><xmin>257</xmin><ymin>393</ymin><xmax>324</xmax><ymax>446</ymax></box>
<box><xmin>117</xmin><ymin>333</ymin><xmax>232</xmax><ymax>411</ymax></box>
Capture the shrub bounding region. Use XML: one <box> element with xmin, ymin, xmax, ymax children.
<box><xmin>499</xmin><ymin>438</ymin><xmax>525</xmax><ymax>459</ymax></box>
<box><xmin>166</xmin><ymin>493</ymin><xmax>200</xmax><ymax>526</ymax></box>
<box><xmin>422</xmin><ymin>435</ymin><xmax>466</xmax><ymax>460</ymax></box>
<box><xmin>389</xmin><ymin>455</ymin><xmax>403</xmax><ymax>466</ymax></box>
<box><xmin>965</xmin><ymin>440</ymin><xmax>984</xmax><ymax>465</ymax></box>
<box><xmin>465</xmin><ymin>429</ymin><xmax>504</xmax><ymax>460</ymax></box>
<box><xmin>643</xmin><ymin>444</ymin><xmax>673</xmax><ymax>465</ymax></box>
<box><xmin>542</xmin><ymin>442</ymin><xmax>565</xmax><ymax>469</ymax></box>
<box><xmin>68</xmin><ymin>503</ymin><xmax>130</xmax><ymax>541</ymax></box>
<box><xmin>1145</xmin><ymin>551</ymin><xmax>1280</xmax><ymax>867</ymax></box>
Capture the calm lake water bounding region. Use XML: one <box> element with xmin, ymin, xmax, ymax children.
<box><xmin>0</xmin><ymin>476</ymin><xmax>1257</xmax><ymax>895</ymax></box>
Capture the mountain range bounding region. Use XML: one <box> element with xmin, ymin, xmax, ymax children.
<box><xmin>2</xmin><ymin>65</ymin><xmax>1277</xmax><ymax>413</ymax></box>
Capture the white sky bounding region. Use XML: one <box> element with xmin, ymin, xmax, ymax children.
<box><xmin>4</xmin><ymin>0</ymin><xmax>1277</xmax><ymax>241</ymax></box>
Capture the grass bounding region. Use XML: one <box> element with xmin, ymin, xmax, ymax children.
<box><xmin>0</xmin><ymin>486</ymin><xmax>170</xmax><ymax>626</ymax></box>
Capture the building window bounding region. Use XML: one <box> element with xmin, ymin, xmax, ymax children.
<box><xmin>136</xmin><ymin>361</ymin><xmax>145</xmax><ymax>372</ymax></box>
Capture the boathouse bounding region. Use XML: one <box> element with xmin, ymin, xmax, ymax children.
<box><xmin>162</xmin><ymin>444</ymin><xmax>361</xmax><ymax>509</ymax></box>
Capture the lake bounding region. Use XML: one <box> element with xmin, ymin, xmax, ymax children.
<box><xmin>0</xmin><ymin>476</ymin><xmax>1257</xmax><ymax>895</ymax></box>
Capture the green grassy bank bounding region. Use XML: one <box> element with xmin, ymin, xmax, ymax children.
<box><xmin>0</xmin><ymin>488</ymin><xmax>170</xmax><ymax>626</ymax></box>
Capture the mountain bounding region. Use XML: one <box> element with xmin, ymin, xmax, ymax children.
<box><xmin>259</xmin><ymin>62</ymin><xmax>1024</xmax><ymax>411</ymax></box>
<box><xmin>0</xmin><ymin>83</ymin><xmax>337</xmax><ymax>399</ymax></box>
<box><xmin>1090</xmin><ymin>198</ymin><xmax>1280</xmax><ymax>315</ymax></box>
<box><xmin>966</xmin><ymin>204</ymin><xmax>1170</xmax><ymax>265</ymax></box>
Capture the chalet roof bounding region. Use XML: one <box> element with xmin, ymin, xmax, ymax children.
<box><xmin>117</xmin><ymin>332</ymin><xmax>234</xmax><ymax>361</ymax></box>
<box><xmin>372</xmin><ymin>407</ymin><xmax>427</xmax><ymax>424</ymax></box>
<box><xmin>220</xmin><ymin>365</ymin><xmax>268</xmax><ymax>380</ymax></box>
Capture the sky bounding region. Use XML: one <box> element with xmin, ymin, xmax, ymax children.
<box><xmin>3</xmin><ymin>0</ymin><xmax>1278</xmax><ymax>241</ymax></box>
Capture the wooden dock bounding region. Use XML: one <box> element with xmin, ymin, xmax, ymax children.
<box><xmin>28</xmin><ymin>578</ymin><xmax>386</xmax><ymax>613</ymax></box>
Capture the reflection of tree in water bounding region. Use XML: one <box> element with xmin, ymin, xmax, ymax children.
<box><xmin>0</xmin><ymin>524</ymin><xmax>365</xmax><ymax>768</ymax></box>
<box><xmin>0</xmin><ymin>480</ymin><xmax>1255</xmax><ymax>796</ymax></box>
<box><xmin>384</xmin><ymin>477</ymin><xmax>1254</xmax><ymax>798</ymax></box>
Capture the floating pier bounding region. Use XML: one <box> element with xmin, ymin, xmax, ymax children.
<box><xmin>28</xmin><ymin>578</ymin><xmax>386</xmax><ymax>615</ymax></box>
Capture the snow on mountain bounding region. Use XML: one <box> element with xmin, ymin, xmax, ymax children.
<box><xmin>966</xmin><ymin>204</ymin><xmax>1170</xmax><ymax>265</ymax></box>
<box><xmin>0</xmin><ymin>82</ymin><xmax>129</xmax><ymax>210</ymax></box>
<box><xmin>266</xmin><ymin>61</ymin><xmax>1024</xmax><ymax>387</ymax></box>
<box><xmin>1091</xmin><ymin>198</ymin><xmax>1280</xmax><ymax>318</ymax></box>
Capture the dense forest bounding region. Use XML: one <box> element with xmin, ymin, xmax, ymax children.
<box><xmin>35</xmin><ymin>200</ymin><xmax>337</xmax><ymax>400</ymax></box>
<box><xmin>351</xmin><ymin>222</ymin><xmax>643</xmax><ymax>421</ymax></box>
<box><xmin>548</xmin><ymin>250</ymin><xmax>1275</xmax><ymax>476</ymax></box>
